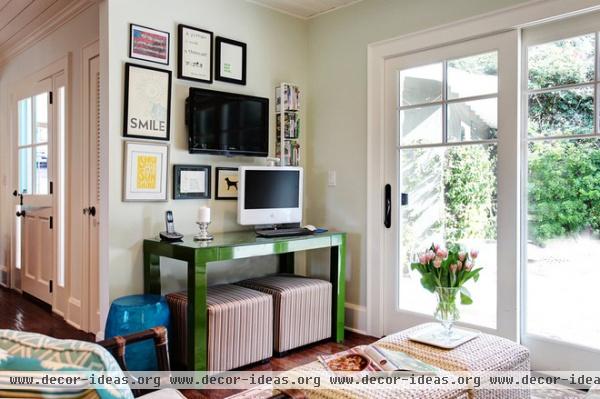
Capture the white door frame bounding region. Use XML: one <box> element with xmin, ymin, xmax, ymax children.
<box><xmin>366</xmin><ymin>0</ymin><xmax>600</xmax><ymax>338</ymax></box>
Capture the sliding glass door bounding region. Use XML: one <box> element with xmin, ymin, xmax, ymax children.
<box><xmin>382</xmin><ymin>31</ymin><xmax>519</xmax><ymax>339</ymax></box>
<box><xmin>521</xmin><ymin>13</ymin><xmax>600</xmax><ymax>370</ymax></box>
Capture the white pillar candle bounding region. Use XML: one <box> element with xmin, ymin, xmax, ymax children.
<box><xmin>198</xmin><ymin>207</ymin><xmax>211</xmax><ymax>223</ymax></box>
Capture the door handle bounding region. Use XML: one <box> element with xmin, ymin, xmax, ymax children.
<box><xmin>384</xmin><ymin>184</ymin><xmax>392</xmax><ymax>228</ymax></box>
<box><xmin>16</xmin><ymin>210</ymin><xmax>26</xmax><ymax>217</ymax></box>
<box><xmin>13</xmin><ymin>190</ymin><xmax>23</xmax><ymax>206</ymax></box>
<box><xmin>83</xmin><ymin>206</ymin><xmax>96</xmax><ymax>217</ymax></box>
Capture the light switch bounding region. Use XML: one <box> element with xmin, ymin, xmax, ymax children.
<box><xmin>328</xmin><ymin>170</ymin><xmax>336</xmax><ymax>187</ymax></box>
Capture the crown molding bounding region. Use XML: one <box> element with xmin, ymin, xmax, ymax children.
<box><xmin>0</xmin><ymin>0</ymin><xmax>97</xmax><ymax>68</ymax></box>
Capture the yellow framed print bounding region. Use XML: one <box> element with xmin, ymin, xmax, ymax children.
<box><xmin>123</xmin><ymin>141</ymin><xmax>169</xmax><ymax>201</ymax></box>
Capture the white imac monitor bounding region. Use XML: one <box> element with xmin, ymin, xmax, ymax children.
<box><xmin>237</xmin><ymin>166</ymin><xmax>303</xmax><ymax>226</ymax></box>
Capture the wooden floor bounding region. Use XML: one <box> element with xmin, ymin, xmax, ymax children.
<box><xmin>0</xmin><ymin>286</ymin><xmax>94</xmax><ymax>341</ymax></box>
<box><xmin>0</xmin><ymin>286</ymin><xmax>377</xmax><ymax>399</ymax></box>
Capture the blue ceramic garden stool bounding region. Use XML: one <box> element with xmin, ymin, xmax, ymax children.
<box><xmin>105</xmin><ymin>294</ymin><xmax>170</xmax><ymax>371</ymax></box>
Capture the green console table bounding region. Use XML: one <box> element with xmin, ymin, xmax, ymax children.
<box><xmin>143</xmin><ymin>230</ymin><xmax>346</xmax><ymax>371</ymax></box>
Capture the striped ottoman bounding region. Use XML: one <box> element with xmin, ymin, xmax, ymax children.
<box><xmin>166</xmin><ymin>284</ymin><xmax>273</xmax><ymax>371</ymax></box>
<box><xmin>237</xmin><ymin>275</ymin><xmax>332</xmax><ymax>354</ymax></box>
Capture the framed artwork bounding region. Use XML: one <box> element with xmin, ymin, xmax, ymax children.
<box><xmin>178</xmin><ymin>24</ymin><xmax>213</xmax><ymax>83</ymax></box>
<box><xmin>173</xmin><ymin>164</ymin><xmax>211</xmax><ymax>199</ymax></box>
<box><xmin>215</xmin><ymin>36</ymin><xmax>247</xmax><ymax>85</ymax></box>
<box><xmin>215</xmin><ymin>167</ymin><xmax>239</xmax><ymax>200</ymax></box>
<box><xmin>130</xmin><ymin>24</ymin><xmax>170</xmax><ymax>65</ymax></box>
<box><xmin>123</xmin><ymin>141</ymin><xmax>169</xmax><ymax>202</ymax></box>
<box><xmin>123</xmin><ymin>63</ymin><xmax>172</xmax><ymax>141</ymax></box>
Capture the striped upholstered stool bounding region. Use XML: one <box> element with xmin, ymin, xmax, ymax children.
<box><xmin>236</xmin><ymin>275</ymin><xmax>332</xmax><ymax>355</ymax></box>
<box><xmin>165</xmin><ymin>284</ymin><xmax>273</xmax><ymax>371</ymax></box>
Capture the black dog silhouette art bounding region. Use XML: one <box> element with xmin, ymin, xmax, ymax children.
<box><xmin>224</xmin><ymin>177</ymin><xmax>238</xmax><ymax>191</ymax></box>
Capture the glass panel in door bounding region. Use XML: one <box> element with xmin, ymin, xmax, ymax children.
<box><xmin>525</xmin><ymin>30</ymin><xmax>600</xmax><ymax>353</ymax></box>
<box><xmin>397</xmin><ymin>51</ymin><xmax>500</xmax><ymax>329</ymax></box>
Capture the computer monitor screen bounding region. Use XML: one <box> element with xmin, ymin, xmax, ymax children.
<box><xmin>238</xmin><ymin>167</ymin><xmax>303</xmax><ymax>226</ymax></box>
<box><xmin>244</xmin><ymin>170</ymin><xmax>300</xmax><ymax>209</ymax></box>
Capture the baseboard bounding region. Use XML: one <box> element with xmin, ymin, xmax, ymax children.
<box><xmin>344</xmin><ymin>302</ymin><xmax>367</xmax><ymax>335</ymax></box>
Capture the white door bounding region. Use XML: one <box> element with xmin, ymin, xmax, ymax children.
<box><xmin>521</xmin><ymin>13</ymin><xmax>600</xmax><ymax>371</ymax></box>
<box><xmin>382</xmin><ymin>31</ymin><xmax>519</xmax><ymax>339</ymax></box>
<box><xmin>83</xmin><ymin>49</ymin><xmax>101</xmax><ymax>333</ymax></box>
<box><xmin>15</xmin><ymin>78</ymin><xmax>55</xmax><ymax>304</ymax></box>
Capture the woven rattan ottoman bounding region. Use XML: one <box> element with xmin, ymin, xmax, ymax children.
<box><xmin>236</xmin><ymin>275</ymin><xmax>332</xmax><ymax>354</ymax></box>
<box><xmin>376</xmin><ymin>323</ymin><xmax>530</xmax><ymax>399</ymax></box>
<box><xmin>166</xmin><ymin>284</ymin><xmax>273</xmax><ymax>371</ymax></box>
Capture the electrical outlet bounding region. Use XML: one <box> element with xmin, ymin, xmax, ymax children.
<box><xmin>328</xmin><ymin>170</ymin><xmax>337</xmax><ymax>187</ymax></box>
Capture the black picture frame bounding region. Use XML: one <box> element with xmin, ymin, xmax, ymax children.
<box><xmin>215</xmin><ymin>36</ymin><xmax>247</xmax><ymax>85</ymax></box>
<box><xmin>215</xmin><ymin>167</ymin><xmax>239</xmax><ymax>200</ymax></box>
<box><xmin>173</xmin><ymin>164</ymin><xmax>211</xmax><ymax>199</ymax></box>
<box><xmin>129</xmin><ymin>24</ymin><xmax>170</xmax><ymax>65</ymax></box>
<box><xmin>123</xmin><ymin>63</ymin><xmax>172</xmax><ymax>141</ymax></box>
<box><xmin>177</xmin><ymin>24</ymin><xmax>213</xmax><ymax>84</ymax></box>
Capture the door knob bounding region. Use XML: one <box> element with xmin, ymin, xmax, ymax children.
<box><xmin>16</xmin><ymin>210</ymin><xmax>26</xmax><ymax>217</ymax></box>
<box><xmin>83</xmin><ymin>206</ymin><xmax>96</xmax><ymax>217</ymax></box>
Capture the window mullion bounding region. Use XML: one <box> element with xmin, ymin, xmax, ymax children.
<box><xmin>31</xmin><ymin>97</ymin><xmax>37</xmax><ymax>195</ymax></box>
<box><xmin>442</xmin><ymin>60</ymin><xmax>448</xmax><ymax>144</ymax></box>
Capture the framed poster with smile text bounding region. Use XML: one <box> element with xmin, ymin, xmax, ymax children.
<box><xmin>123</xmin><ymin>63</ymin><xmax>172</xmax><ymax>141</ymax></box>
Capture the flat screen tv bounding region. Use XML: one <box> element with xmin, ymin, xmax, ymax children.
<box><xmin>186</xmin><ymin>88</ymin><xmax>269</xmax><ymax>156</ymax></box>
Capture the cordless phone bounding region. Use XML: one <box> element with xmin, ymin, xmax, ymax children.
<box><xmin>159</xmin><ymin>211</ymin><xmax>184</xmax><ymax>242</ymax></box>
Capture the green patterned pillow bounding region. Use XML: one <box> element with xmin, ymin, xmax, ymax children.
<box><xmin>0</xmin><ymin>330</ymin><xmax>134</xmax><ymax>399</ymax></box>
<box><xmin>0</xmin><ymin>330</ymin><xmax>118</xmax><ymax>372</ymax></box>
<box><xmin>0</xmin><ymin>352</ymin><xmax>101</xmax><ymax>398</ymax></box>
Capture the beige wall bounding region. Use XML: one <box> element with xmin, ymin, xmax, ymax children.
<box><xmin>106</xmin><ymin>0</ymin><xmax>309</xmax><ymax>301</ymax></box>
<box><xmin>306</xmin><ymin>0</ymin><xmax>530</xmax><ymax>330</ymax></box>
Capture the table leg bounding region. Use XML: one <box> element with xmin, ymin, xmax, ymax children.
<box><xmin>143</xmin><ymin>250</ymin><xmax>161</xmax><ymax>295</ymax></box>
<box><xmin>330</xmin><ymin>235</ymin><xmax>346</xmax><ymax>343</ymax></box>
<box><xmin>279</xmin><ymin>252</ymin><xmax>295</xmax><ymax>274</ymax></box>
<box><xmin>187</xmin><ymin>249</ymin><xmax>215</xmax><ymax>371</ymax></box>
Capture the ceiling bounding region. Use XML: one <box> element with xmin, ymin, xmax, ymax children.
<box><xmin>0</xmin><ymin>0</ymin><xmax>92</xmax><ymax>64</ymax></box>
<box><xmin>248</xmin><ymin>0</ymin><xmax>362</xmax><ymax>19</ymax></box>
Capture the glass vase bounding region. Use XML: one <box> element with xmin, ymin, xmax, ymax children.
<box><xmin>434</xmin><ymin>287</ymin><xmax>460</xmax><ymax>342</ymax></box>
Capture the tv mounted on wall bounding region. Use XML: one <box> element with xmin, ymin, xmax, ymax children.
<box><xmin>185</xmin><ymin>88</ymin><xmax>269</xmax><ymax>157</ymax></box>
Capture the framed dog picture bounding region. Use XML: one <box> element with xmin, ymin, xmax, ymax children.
<box><xmin>130</xmin><ymin>24</ymin><xmax>170</xmax><ymax>65</ymax></box>
<box><xmin>123</xmin><ymin>63</ymin><xmax>172</xmax><ymax>141</ymax></box>
<box><xmin>173</xmin><ymin>164</ymin><xmax>211</xmax><ymax>199</ymax></box>
<box><xmin>123</xmin><ymin>141</ymin><xmax>169</xmax><ymax>202</ymax></box>
<box><xmin>215</xmin><ymin>167</ymin><xmax>239</xmax><ymax>200</ymax></box>
<box><xmin>178</xmin><ymin>24</ymin><xmax>213</xmax><ymax>83</ymax></box>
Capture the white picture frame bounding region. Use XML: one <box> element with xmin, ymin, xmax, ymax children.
<box><xmin>123</xmin><ymin>141</ymin><xmax>169</xmax><ymax>202</ymax></box>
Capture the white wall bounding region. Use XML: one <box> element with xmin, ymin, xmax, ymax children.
<box><xmin>0</xmin><ymin>5</ymin><xmax>99</xmax><ymax>325</ymax></box>
<box><xmin>306</xmin><ymin>0</ymin><xmax>530</xmax><ymax>331</ymax></box>
<box><xmin>106</xmin><ymin>0</ymin><xmax>309</xmax><ymax>301</ymax></box>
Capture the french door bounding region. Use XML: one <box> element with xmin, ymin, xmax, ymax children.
<box><xmin>521</xmin><ymin>12</ymin><xmax>600</xmax><ymax>371</ymax></box>
<box><xmin>15</xmin><ymin>78</ymin><xmax>55</xmax><ymax>304</ymax></box>
<box><xmin>382</xmin><ymin>31</ymin><xmax>519</xmax><ymax>339</ymax></box>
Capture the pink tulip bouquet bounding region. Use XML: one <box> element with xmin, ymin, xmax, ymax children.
<box><xmin>411</xmin><ymin>243</ymin><xmax>482</xmax><ymax>305</ymax></box>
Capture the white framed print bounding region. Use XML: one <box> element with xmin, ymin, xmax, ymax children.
<box><xmin>123</xmin><ymin>141</ymin><xmax>169</xmax><ymax>202</ymax></box>
<box><xmin>215</xmin><ymin>37</ymin><xmax>247</xmax><ymax>85</ymax></box>
<box><xmin>178</xmin><ymin>24</ymin><xmax>213</xmax><ymax>83</ymax></box>
<box><xmin>123</xmin><ymin>63</ymin><xmax>172</xmax><ymax>141</ymax></box>
<box><xmin>130</xmin><ymin>24</ymin><xmax>170</xmax><ymax>65</ymax></box>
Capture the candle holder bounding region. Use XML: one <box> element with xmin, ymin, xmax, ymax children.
<box><xmin>194</xmin><ymin>221</ymin><xmax>213</xmax><ymax>241</ymax></box>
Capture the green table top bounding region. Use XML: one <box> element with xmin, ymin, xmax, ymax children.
<box><xmin>144</xmin><ymin>230</ymin><xmax>344</xmax><ymax>250</ymax></box>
